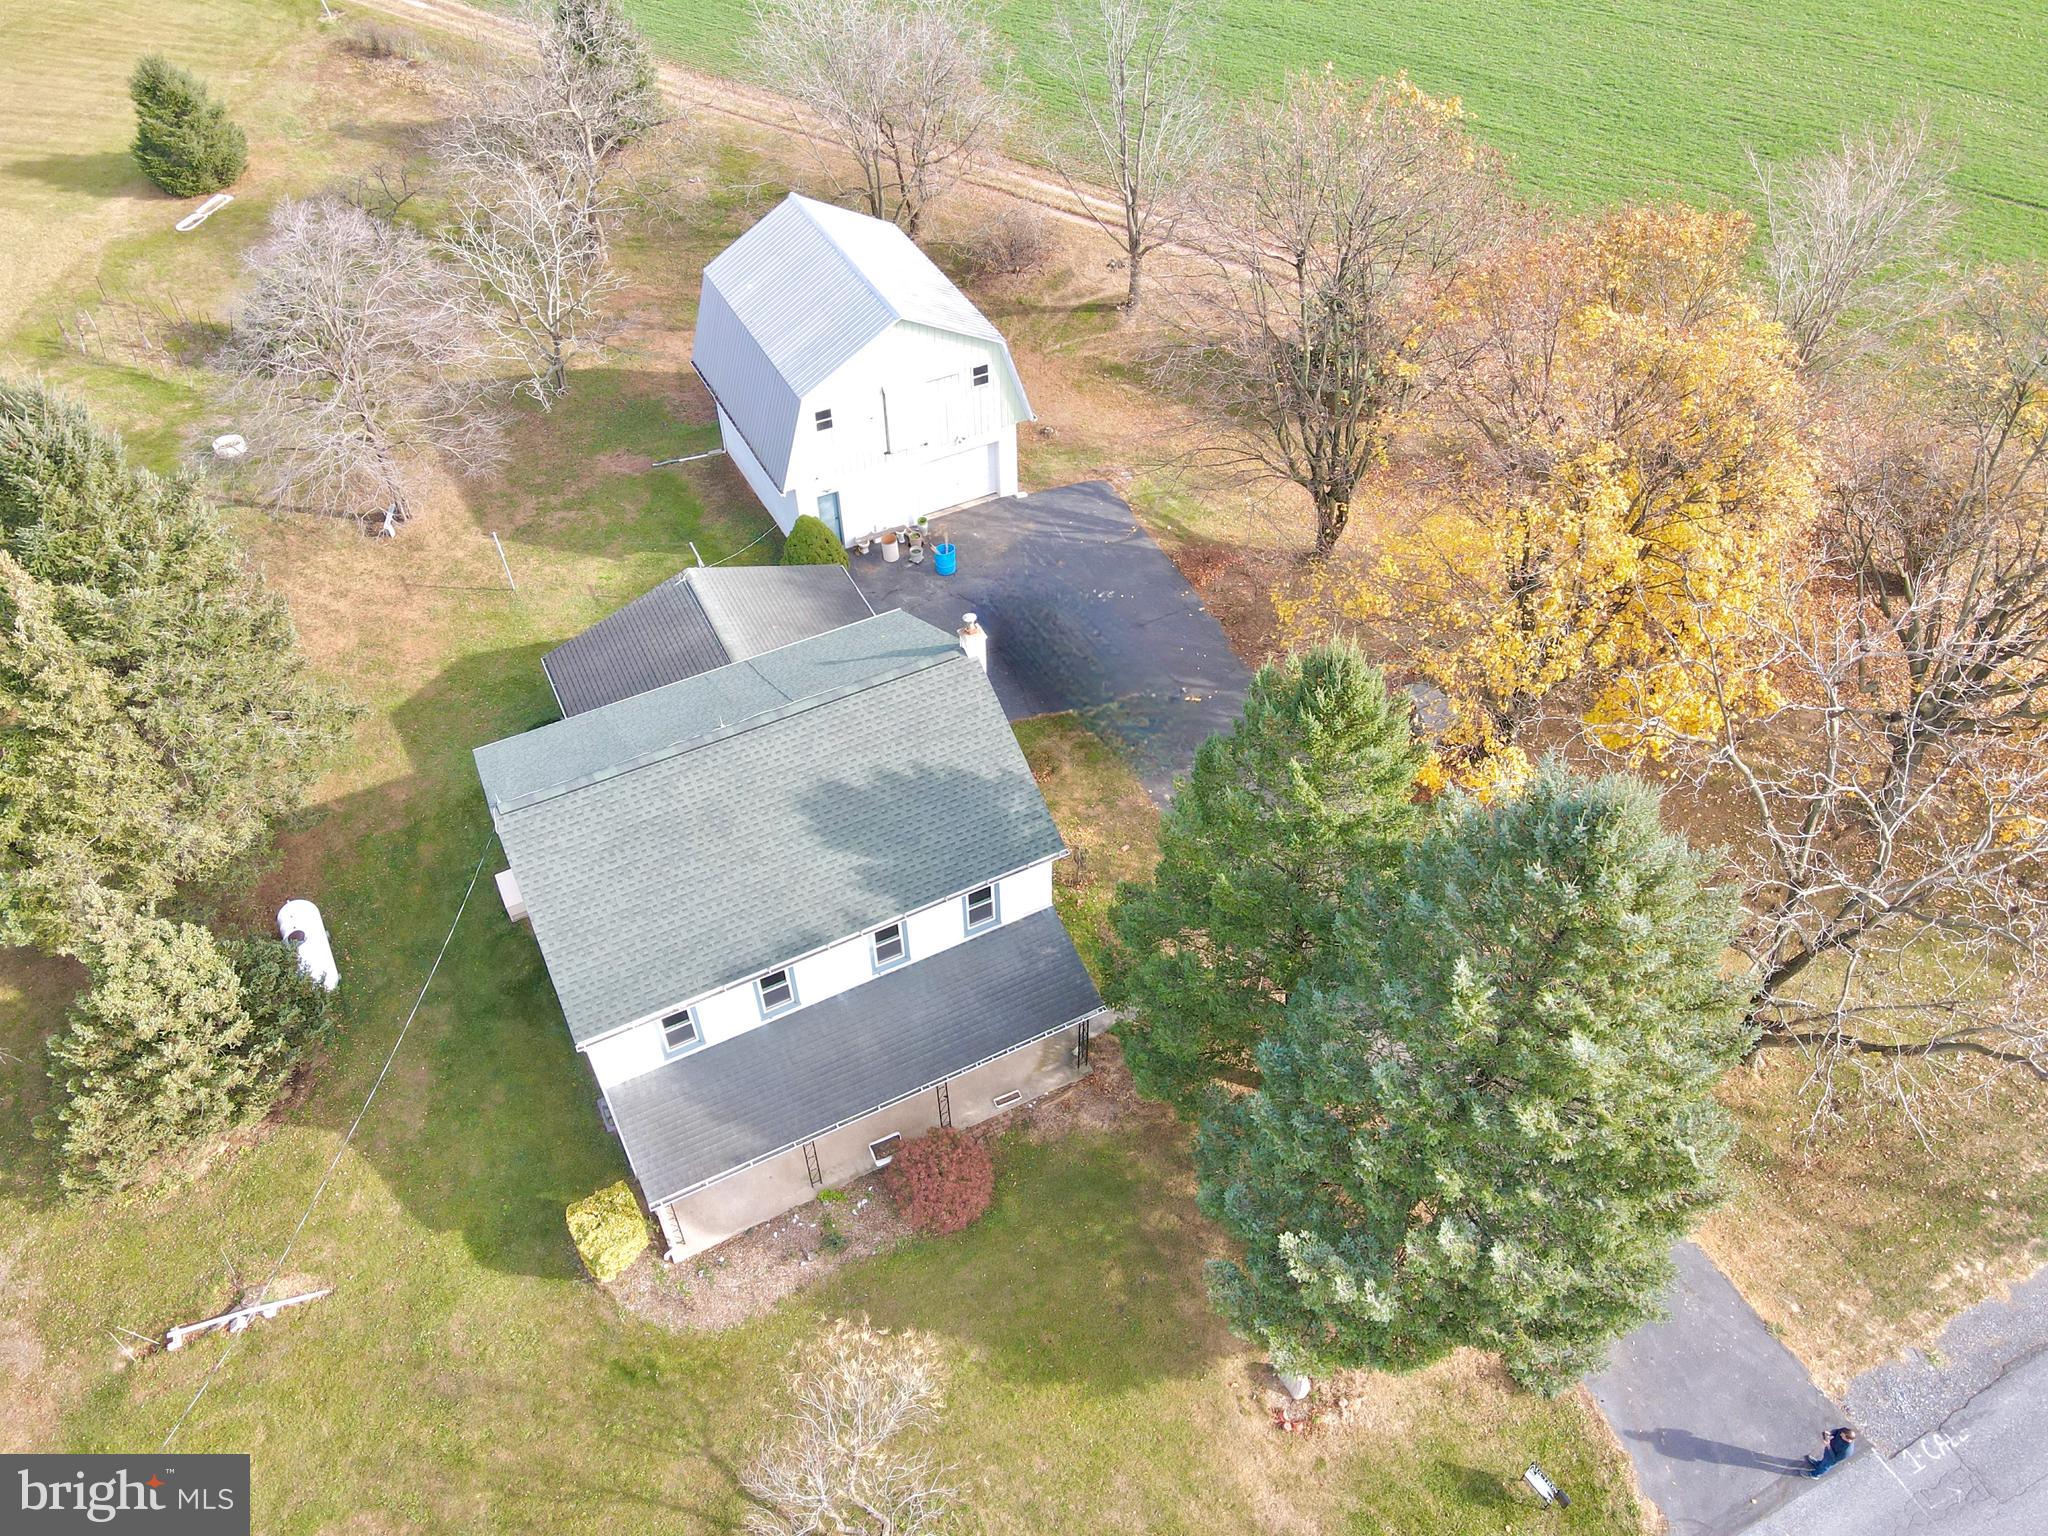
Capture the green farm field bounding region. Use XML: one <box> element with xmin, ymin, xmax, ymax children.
<box><xmin>631</xmin><ymin>0</ymin><xmax>2048</xmax><ymax>259</ymax></box>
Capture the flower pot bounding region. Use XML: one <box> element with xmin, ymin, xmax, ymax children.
<box><xmin>908</xmin><ymin>545</ymin><xmax>926</xmax><ymax>565</ymax></box>
<box><xmin>855</xmin><ymin>538</ymin><xmax>872</xmax><ymax>555</ymax></box>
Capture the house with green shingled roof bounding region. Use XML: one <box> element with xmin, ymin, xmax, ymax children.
<box><xmin>475</xmin><ymin>573</ymin><xmax>1104</xmax><ymax>1260</ymax></box>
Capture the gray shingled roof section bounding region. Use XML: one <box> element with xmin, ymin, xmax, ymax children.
<box><xmin>687</xmin><ymin>565</ymin><xmax>875</xmax><ymax>661</ymax></box>
<box><xmin>476</xmin><ymin>610</ymin><xmax>960</xmax><ymax>813</ymax></box>
<box><xmin>542</xmin><ymin>575</ymin><xmax>731</xmax><ymax>717</ymax></box>
<box><xmin>692</xmin><ymin>192</ymin><xmax>1025</xmax><ymax>488</ymax></box>
<box><xmin>484</xmin><ymin>643</ymin><xmax>1066</xmax><ymax>1046</ymax></box>
<box><xmin>605</xmin><ymin>908</ymin><xmax>1103</xmax><ymax>1204</ymax></box>
<box><xmin>539</xmin><ymin>566</ymin><xmax>877</xmax><ymax>719</ymax></box>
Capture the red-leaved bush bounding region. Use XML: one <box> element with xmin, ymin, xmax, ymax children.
<box><xmin>884</xmin><ymin>1128</ymin><xmax>994</xmax><ymax>1235</ymax></box>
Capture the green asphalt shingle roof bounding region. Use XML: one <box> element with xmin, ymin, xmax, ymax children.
<box><xmin>473</xmin><ymin>611</ymin><xmax>1066</xmax><ymax>1046</ymax></box>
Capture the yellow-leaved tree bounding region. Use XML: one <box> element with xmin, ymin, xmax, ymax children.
<box><xmin>1280</xmin><ymin>205</ymin><xmax>1819</xmax><ymax>791</ymax></box>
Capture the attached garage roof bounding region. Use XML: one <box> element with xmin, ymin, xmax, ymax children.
<box><xmin>474</xmin><ymin>611</ymin><xmax>1067</xmax><ymax>1046</ymax></box>
<box><xmin>692</xmin><ymin>192</ymin><xmax>1030</xmax><ymax>488</ymax></box>
<box><xmin>605</xmin><ymin>908</ymin><xmax>1104</xmax><ymax>1205</ymax></box>
<box><xmin>541</xmin><ymin>565</ymin><xmax>875</xmax><ymax>717</ymax></box>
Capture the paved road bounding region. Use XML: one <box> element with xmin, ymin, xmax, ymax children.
<box><xmin>1588</xmin><ymin>1243</ymin><xmax>1842</xmax><ymax>1535</ymax></box>
<box><xmin>847</xmin><ymin>482</ymin><xmax>1253</xmax><ymax>801</ymax></box>
<box><xmin>1740</xmin><ymin>1264</ymin><xmax>2048</xmax><ymax>1535</ymax></box>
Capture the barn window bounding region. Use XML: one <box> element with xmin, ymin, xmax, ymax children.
<box><xmin>971</xmin><ymin>364</ymin><xmax>991</xmax><ymax>387</ymax></box>
<box><xmin>661</xmin><ymin>1008</ymin><xmax>700</xmax><ymax>1055</ymax></box>
<box><xmin>814</xmin><ymin>408</ymin><xmax>834</xmax><ymax>430</ymax></box>
<box><xmin>756</xmin><ymin>968</ymin><xmax>797</xmax><ymax>1016</ymax></box>
<box><xmin>869</xmin><ymin>1132</ymin><xmax>903</xmax><ymax>1168</ymax></box>
<box><xmin>872</xmin><ymin>922</ymin><xmax>907</xmax><ymax>971</ymax></box>
<box><xmin>964</xmin><ymin>884</ymin><xmax>998</xmax><ymax>931</ymax></box>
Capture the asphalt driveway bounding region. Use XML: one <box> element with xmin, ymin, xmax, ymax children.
<box><xmin>847</xmin><ymin>481</ymin><xmax>1253</xmax><ymax>800</ymax></box>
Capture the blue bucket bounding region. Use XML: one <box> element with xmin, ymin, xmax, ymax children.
<box><xmin>933</xmin><ymin>541</ymin><xmax>957</xmax><ymax>576</ymax></box>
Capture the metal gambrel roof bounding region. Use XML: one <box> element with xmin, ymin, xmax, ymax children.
<box><xmin>692</xmin><ymin>193</ymin><xmax>1030</xmax><ymax>489</ymax></box>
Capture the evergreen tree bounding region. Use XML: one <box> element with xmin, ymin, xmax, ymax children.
<box><xmin>1109</xmin><ymin>643</ymin><xmax>1423</xmax><ymax>1114</ymax></box>
<box><xmin>780</xmin><ymin>513</ymin><xmax>850</xmax><ymax>566</ymax></box>
<box><xmin>0</xmin><ymin>381</ymin><xmax>352</xmax><ymax>952</ymax></box>
<box><xmin>129</xmin><ymin>54</ymin><xmax>247</xmax><ymax>197</ymax></box>
<box><xmin>42</xmin><ymin>906</ymin><xmax>255</xmax><ymax>1194</ymax></box>
<box><xmin>1198</xmin><ymin>763</ymin><xmax>1751</xmax><ymax>1392</ymax></box>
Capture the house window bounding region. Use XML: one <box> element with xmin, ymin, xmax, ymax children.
<box><xmin>661</xmin><ymin>1008</ymin><xmax>700</xmax><ymax>1055</ymax></box>
<box><xmin>964</xmin><ymin>884</ymin><xmax>998</xmax><ymax>931</ymax></box>
<box><xmin>971</xmin><ymin>364</ymin><xmax>991</xmax><ymax>387</ymax></box>
<box><xmin>756</xmin><ymin>968</ymin><xmax>797</xmax><ymax>1016</ymax></box>
<box><xmin>869</xmin><ymin>1132</ymin><xmax>903</xmax><ymax>1168</ymax></box>
<box><xmin>872</xmin><ymin>922</ymin><xmax>906</xmax><ymax>971</ymax></box>
<box><xmin>814</xmin><ymin>408</ymin><xmax>834</xmax><ymax>431</ymax></box>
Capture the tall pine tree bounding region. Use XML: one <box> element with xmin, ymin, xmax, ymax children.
<box><xmin>1110</xmin><ymin>643</ymin><xmax>1423</xmax><ymax>1115</ymax></box>
<box><xmin>0</xmin><ymin>381</ymin><xmax>352</xmax><ymax>952</ymax></box>
<box><xmin>1198</xmin><ymin>763</ymin><xmax>1751</xmax><ymax>1392</ymax></box>
<box><xmin>129</xmin><ymin>55</ymin><xmax>247</xmax><ymax>197</ymax></box>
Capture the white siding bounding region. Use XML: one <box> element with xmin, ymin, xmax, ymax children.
<box><xmin>581</xmin><ymin>856</ymin><xmax>1060</xmax><ymax>1089</ymax></box>
<box><xmin>770</xmin><ymin>322</ymin><xmax>1023</xmax><ymax>542</ymax></box>
<box><xmin>717</xmin><ymin>404</ymin><xmax>800</xmax><ymax>534</ymax></box>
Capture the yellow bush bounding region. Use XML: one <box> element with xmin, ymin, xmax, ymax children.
<box><xmin>566</xmin><ymin>1181</ymin><xmax>648</xmax><ymax>1283</ymax></box>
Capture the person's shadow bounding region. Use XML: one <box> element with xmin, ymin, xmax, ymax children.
<box><xmin>1627</xmin><ymin>1428</ymin><xmax>1814</xmax><ymax>1476</ymax></box>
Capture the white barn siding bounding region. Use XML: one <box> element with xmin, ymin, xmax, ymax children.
<box><xmin>581</xmin><ymin>857</ymin><xmax>1059</xmax><ymax>1089</ymax></box>
<box><xmin>717</xmin><ymin>405</ymin><xmax>800</xmax><ymax>534</ymax></box>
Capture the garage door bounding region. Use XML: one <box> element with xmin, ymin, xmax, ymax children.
<box><xmin>922</xmin><ymin>443</ymin><xmax>999</xmax><ymax>512</ymax></box>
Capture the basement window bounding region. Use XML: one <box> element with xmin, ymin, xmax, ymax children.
<box><xmin>869</xmin><ymin>1132</ymin><xmax>903</xmax><ymax>1168</ymax></box>
<box><xmin>964</xmin><ymin>884</ymin><xmax>998</xmax><ymax>932</ymax></box>
<box><xmin>872</xmin><ymin>922</ymin><xmax>907</xmax><ymax>971</ymax></box>
<box><xmin>661</xmin><ymin>1008</ymin><xmax>700</xmax><ymax>1055</ymax></box>
<box><xmin>992</xmin><ymin>1089</ymin><xmax>1022</xmax><ymax>1110</ymax></box>
<box><xmin>756</xmin><ymin>968</ymin><xmax>797</xmax><ymax>1017</ymax></box>
<box><xmin>971</xmin><ymin>364</ymin><xmax>991</xmax><ymax>387</ymax></box>
<box><xmin>814</xmin><ymin>408</ymin><xmax>834</xmax><ymax>431</ymax></box>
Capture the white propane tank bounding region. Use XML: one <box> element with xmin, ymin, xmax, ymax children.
<box><xmin>276</xmin><ymin>899</ymin><xmax>340</xmax><ymax>992</ymax></box>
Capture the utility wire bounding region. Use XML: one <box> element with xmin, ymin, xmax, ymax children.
<box><xmin>160</xmin><ymin>832</ymin><xmax>496</xmax><ymax>1450</ymax></box>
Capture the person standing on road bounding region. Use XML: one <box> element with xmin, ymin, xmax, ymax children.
<box><xmin>1808</xmin><ymin>1426</ymin><xmax>1859</xmax><ymax>1477</ymax></box>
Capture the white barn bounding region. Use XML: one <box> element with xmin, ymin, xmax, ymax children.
<box><xmin>691</xmin><ymin>193</ymin><xmax>1033</xmax><ymax>546</ymax></box>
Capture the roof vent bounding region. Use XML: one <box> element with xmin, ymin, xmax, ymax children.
<box><xmin>957</xmin><ymin>612</ymin><xmax>987</xmax><ymax>672</ymax></box>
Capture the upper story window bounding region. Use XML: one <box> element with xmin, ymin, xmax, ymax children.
<box><xmin>814</xmin><ymin>408</ymin><xmax>834</xmax><ymax>431</ymax></box>
<box><xmin>756</xmin><ymin>968</ymin><xmax>797</xmax><ymax>1017</ymax></box>
<box><xmin>964</xmin><ymin>884</ymin><xmax>998</xmax><ymax>932</ymax></box>
<box><xmin>971</xmin><ymin>364</ymin><xmax>991</xmax><ymax>387</ymax></box>
<box><xmin>872</xmin><ymin>922</ymin><xmax>907</xmax><ymax>971</ymax></box>
<box><xmin>661</xmin><ymin>1008</ymin><xmax>700</xmax><ymax>1056</ymax></box>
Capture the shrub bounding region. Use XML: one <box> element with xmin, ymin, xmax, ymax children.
<box><xmin>226</xmin><ymin>936</ymin><xmax>341</xmax><ymax>1086</ymax></box>
<box><xmin>129</xmin><ymin>55</ymin><xmax>247</xmax><ymax>197</ymax></box>
<box><xmin>781</xmin><ymin>513</ymin><xmax>849</xmax><ymax>566</ymax></box>
<box><xmin>567</xmin><ymin>1180</ymin><xmax>649</xmax><ymax>1281</ymax></box>
<box><xmin>957</xmin><ymin>206</ymin><xmax>1053</xmax><ymax>282</ymax></box>
<box><xmin>883</xmin><ymin>1128</ymin><xmax>994</xmax><ymax>1235</ymax></box>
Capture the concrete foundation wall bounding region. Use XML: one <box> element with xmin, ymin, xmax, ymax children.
<box><xmin>655</xmin><ymin>1022</ymin><xmax>1090</xmax><ymax>1259</ymax></box>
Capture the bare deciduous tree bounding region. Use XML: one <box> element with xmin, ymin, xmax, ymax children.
<box><xmin>748</xmin><ymin>0</ymin><xmax>1009</xmax><ymax>236</ymax></box>
<box><xmin>1627</xmin><ymin>269</ymin><xmax>2048</xmax><ymax>1115</ymax></box>
<box><xmin>1752</xmin><ymin>114</ymin><xmax>1957</xmax><ymax>376</ymax></box>
<box><xmin>441</xmin><ymin>147</ymin><xmax>624</xmax><ymax>406</ymax></box>
<box><xmin>1048</xmin><ymin>0</ymin><xmax>1214</xmax><ymax>311</ymax></box>
<box><xmin>226</xmin><ymin>197</ymin><xmax>502</xmax><ymax>523</ymax></box>
<box><xmin>444</xmin><ymin>0</ymin><xmax>663</xmax><ymax>194</ymax></box>
<box><xmin>1163</xmin><ymin>71</ymin><xmax>1505</xmax><ymax>555</ymax></box>
<box><xmin>743</xmin><ymin>1319</ymin><xmax>954</xmax><ymax>1536</ymax></box>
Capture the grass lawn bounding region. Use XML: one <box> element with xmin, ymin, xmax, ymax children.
<box><xmin>0</xmin><ymin>5</ymin><xmax>1646</xmax><ymax>1530</ymax></box>
<box><xmin>630</xmin><ymin>0</ymin><xmax>2048</xmax><ymax>260</ymax></box>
